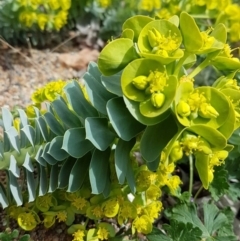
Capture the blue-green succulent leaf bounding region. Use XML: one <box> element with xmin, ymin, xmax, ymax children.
<box><xmin>39</xmin><ymin>164</ymin><xmax>48</xmax><ymax>196</ymax></box>
<box><xmin>9</xmin><ymin>171</ymin><xmax>23</xmax><ymax>206</ymax></box>
<box><xmin>44</xmin><ymin>112</ymin><xmax>65</xmax><ymax>136</ymax></box>
<box><xmin>84</xmin><ymin>72</ymin><xmax>116</xmax><ymax>115</ymax></box>
<box><xmin>48</xmin><ymin>136</ymin><xmax>69</xmax><ymax>161</ymax></box>
<box><xmin>68</xmin><ymin>153</ymin><xmax>91</xmax><ymax>192</ymax></box>
<box><xmin>52</xmin><ymin>97</ymin><xmax>82</xmax><ymax>128</ymax></box>
<box><xmin>9</xmin><ymin>155</ymin><xmax>20</xmax><ymax>177</ymax></box>
<box><xmin>64</xmin><ymin>80</ymin><xmax>98</xmax><ymax>120</ymax></box>
<box><xmin>89</xmin><ymin>148</ymin><xmax>111</xmax><ymax>194</ymax></box>
<box><xmin>1</xmin><ymin>107</ymin><xmax>13</xmax><ymax>131</ymax></box>
<box><xmin>107</xmin><ymin>97</ymin><xmax>145</xmax><ymax>141</ymax></box>
<box><xmin>62</xmin><ymin>128</ymin><xmax>94</xmax><ymax>158</ymax></box>
<box><xmin>115</xmin><ymin>138</ymin><xmax>136</xmax><ymax>184</ymax></box>
<box><xmin>41</xmin><ymin>143</ymin><xmax>58</xmax><ymax>165</ymax></box>
<box><xmin>140</xmin><ymin>114</ymin><xmax>178</xmax><ymax>162</ymax></box>
<box><xmin>22</xmin><ymin>125</ymin><xmax>35</xmax><ymax>147</ymax></box>
<box><xmin>58</xmin><ymin>157</ymin><xmax>76</xmax><ymax>189</ymax></box>
<box><xmin>48</xmin><ymin>164</ymin><xmax>58</xmax><ymax>193</ymax></box>
<box><xmin>85</xmin><ymin>117</ymin><xmax>116</xmax><ymax>151</ymax></box>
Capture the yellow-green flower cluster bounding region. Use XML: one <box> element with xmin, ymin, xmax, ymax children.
<box><xmin>17</xmin><ymin>0</ymin><xmax>71</xmax><ymax>31</ymax></box>
<box><xmin>224</xmin><ymin>3</ymin><xmax>240</xmax><ymax>42</ymax></box>
<box><xmin>97</xmin><ymin>0</ymin><xmax>111</xmax><ymax>8</ymax></box>
<box><xmin>138</xmin><ymin>0</ymin><xmax>161</xmax><ymax>12</ymax></box>
<box><xmin>25</xmin><ymin>79</ymin><xmax>67</xmax><ymax>117</ymax></box>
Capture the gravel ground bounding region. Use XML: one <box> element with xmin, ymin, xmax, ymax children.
<box><xmin>0</xmin><ymin>46</ymin><xmax>84</xmax><ymax>110</ymax></box>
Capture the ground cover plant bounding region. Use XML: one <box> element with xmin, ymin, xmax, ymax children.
<box><xmin>0</xmin><ymin>1</ymin><xmax>240</xmax><ymax>241</ymax></box>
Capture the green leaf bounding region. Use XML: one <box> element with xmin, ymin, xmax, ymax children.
<box><xmin>64</xmin><ymin>80</ymin><xmax>98</xmax><ymax>120</ymax></box>
<box><xmin>85</xmin><ymin>117</ymin><xmax>116</xmax><ymax>151</ymax></box>
<box><xmin>48</xmin><ymin>164</ymin><xmax>58</xmax><ymax>193</ymax></box>
<box><xmin>195</xmin><ymin>151</ymin><xmax>210</xmax><ymax>189</ymax></box>
<box><xmin>9</xmin><ymin>155</ymin><xmax>20</xmax><ymax>177</ymax></box>
<box><xmin>1</xmin><ymin>107</ymin><xmax>13</xmax><ymax>130</ymax></box>
<box><xmin>121</xmin><ymin>28</ymin><xmax>134</xmax><ymax>40</ymax></box>
<box><xmin>68</xmin><ymin>153</ymin><xmax>91</xmax><ymax>192</ymax></box>
<box><xmin>18</xmin><ymin>109</ymin><xmax>28</xmax><ymax>127</ymax></box>
<box><xmin>58</xmin><ymin>157</ymin><xmax>76</xmax><ymax>189</ymax></box>
<box><xmin>123</xmin><ymin>97</ymin><xmax>171</xmax><ymax>125</ymax></box>
<box><xmin>52</xmin><ymin>98</ymin><xmax>82</xmax><ymax>128</ymax></box>
<box><xmin>23</xmin><ymin>152</ymin><xmax>34</xmax><ymax>172</ymax></box>
<box><xmin>163</xmin><ymin>220</ymin><xmax>202</xmax><ymax>241</ymax></box>
<box><xmin>171</xmin><ymin>204</ymin><xmax>209</xmax><ymax>237</ymax></box>
<box><xmin>209</xmin><ymin>165</ymin><xmax>229</xmax><ymax>201</ymax></box>
<box><xmin>115</xmin><ymin>138</ymin><xmax>135</xmax><ymax>184</ymax></box>
<box><xmin>140</xmin><ymin>114</ymin><xmax>178</xmax><ymax>162</ymax></box>
<box><xmin>212</xmin><ymin>57</ymin><xmax>240</xmax><ymax>70</ymax></box>
<box><xmin>171</xmin><ymin>203</ymin><xmax>237</xmax><ymax>240</ymax></box>
<box><xmin>39</xmin><ymin>164</ymin><xmax>48</xmax><ymax>196</ymax></box>
<box><xmin>225</xmin><ymin>157</ymin><xmax>240</xmax><ymax>180</ymax></box>
<box><xmin>179</xmin><ymin>12</ymin><xmax>202</xmax><ymax>52</ymax></box>
<box><xmin>19</xmin><ymin>235</ymin><xmax>31</xmax><ymax>241</ymax></box>
<box><xmin>0</xmin><ymin>184</ymin><xmax>9</xmax><ymax>208</ymax></box>
<box><xmin>9</xmin><ymin>171</ymin><xmax>23</xmax><ymax>206</ymax></box>
<box><xmin>44</xmin><ymin>112</ymin><xmax>65</xmax><ymax>136</ymax></box>
<box><xmin>122</xmin><ymin>15</ymin><xmax>153</xmax><ymax>42</ymax></box>
<box><xmin>211</xmin><ymin>23</ymin><xmax>227</xmax><ymax>44</ymax></box>
<box><xmin>41</xmin><ymin>143</ymin><xmax>58</xmax><ymax>165</ymax></box>
<box><xmin>107</xmin><ymin>97</ymin><xmax>145</xmax><ymax>141</ymax></box>
<box><xmin>21</xmin><ymin>125</ymin><xmax>35</xmax><ymax>147</ymax></box>
<box><xmin>62</xmin><ymin>128</ymin><xmax>94</xmax><ymax>158</ymax></box>
<box><xmin>147</xmin><ymin>227</ymin><xmax>172</xmax><ymax>241</ymax></box>
<box><xmin>26</xmin><ymin>169</ymin><xmax>37</xmax><ymax>202</ymax></box>
<box><xmin>66</xmin><ymin>207</ymin><xmax>75</xmax><ymax>226</ymax></box>
<box><xmin>84</xmin><ymin>72</ymin><xmax>116</xmax><ymax>115</ymax></box>
<box><xmin>35</xmin><ymin>146</ymin><xmax>47</xmax><ymax>166</ymax></box>
<box><xmin>11</xmin><ymin>229</ymin><xmax>19</xmax><ymax>238</ymax></box>
<box><xmin>6</xmin><ymin>127</ymin><xmax>20</xmax><ymax>153</ymax></box>
<box><xmin>126</xmin><ymin>158</ymin><xmax>136</xmax><ymax>194</ymax></box>
<box><xmin>36</xmin><ymin>116</ymin><xmax>49</xmax><ymax>142</ymax></box>
<box><xmin>101</xmin><ymin>71</ymin><xmax>123</xmax><ymax>96</ymax></box>
<box><xmin>48</xmin><ymin>136</ymin><xmax>69</xmax><ymax>161</ymax></box>
<box><xmin>98</xmin><ymin>38</ymin><xmax>139</xmax><ymax>76</ymax></box>
<box><xmin>89</xmin><ymin>148</ymin><xmax>111</xmax><ymax>194</ymax></box>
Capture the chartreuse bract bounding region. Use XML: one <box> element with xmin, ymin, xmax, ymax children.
<box><xmin>0</xmin><ymin>11</ymin><xmax>239</xmax><ymax>240</ymax></box>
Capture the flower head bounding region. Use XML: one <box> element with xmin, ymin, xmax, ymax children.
<box><xmin>17</xmin><ymin>211</ymin><xmax>39</xmax><ymax>231</ymax></box>
<box><xmin>102</xmin><ymin>198</ymin><xmax>119</xmax><ymax>217</ymax></box>
<box><xmin>56</xmin><ymin>211</ymin><xmax>67</xmax><ymax>222</ymax></box>
<box><xmin>133</xmin><ymin>215</ymin><xmax>152</xmax><ymax>234</ymax></box>
<box><xmin>72</xmin><ymin>229</ymin><xmax>85</xmax><ymax>241</ymax></box>
<box><xmin>97</xmin><ymin>227</ymin><xmax>109</xmax><ymax>240</ymax></box>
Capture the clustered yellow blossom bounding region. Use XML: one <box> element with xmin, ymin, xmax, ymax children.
<box><xmin>139</xmin><ymin>0</ymin><xmax>161</xmax><ymax>12</ymax></box>
<box><xmin>177</xmin><ymin>90</ymin><xmax>219</xmax><ymax>120</ymax></box>
<box><xmin>191</xmin><ymin>0</ymin><xmax>240</xmax><ymax>42</ymax></box>
<box><xmin>17</xmin><ymin>0</ymin><xmax>71</xmax><ymax>31</ymax></box>
<box><xmin>25</xmin><ymin>79</ymin><xmax>67</xmax><ymax>118</ymax></box>
<box><xmin>72</xmin><ymin>229</ymin><xmax>85</xmax><ymax>241</ymax></box>
<box><xmin>132</xmin><ymin>69</ymin><xmax>169</xmax><ymax>109</ymax></box>
<box><xmin>97</xmin><ymin>0</ymin><xmax>111</xmax><ymax>8</ymax></box>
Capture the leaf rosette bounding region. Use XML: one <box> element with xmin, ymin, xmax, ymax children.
<box><xmin>138</xmin><ymin>19</ymin><xmax>184</xmax><ymax>64</ymax></box>
<box><xmin>121</xmin><ymin>58</ymin><xmax>178</xmax><ymax>119</ymax></box>
<box><xmin>173</xmin><ymin>82</ymin><xmax>231</xmax><ymax>132</ymax></box>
